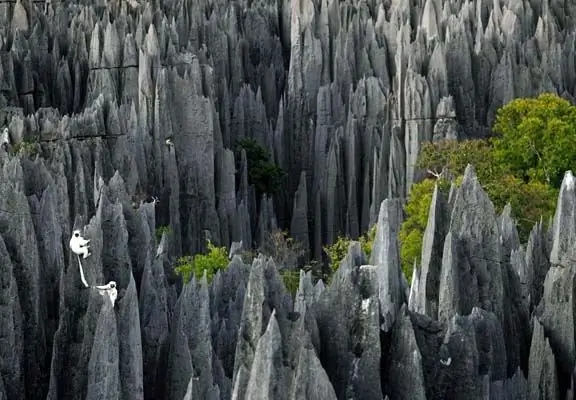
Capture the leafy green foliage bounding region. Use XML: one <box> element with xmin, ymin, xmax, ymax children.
<box><xmin>235</xmin><ymin>138</ymin><xmax>285</xmax><ymax>195</ymax></box>
<box><xmin>399</xmin><ymin>178</ymin><xmax>453</xmax><ymax>279</ymax></box>
<box><xmin>417</xmin><ymin>138</ymin><xmax>559</xmax><ymax>238</ymax></box>
<box><xmin>483</xmin><ymin>175</ymin><xmax>557</xmax><ymax>238</ymax></box>
<box><xmin>280</xmin><ymin>269</ymin><xmax>301</xmax><ymax>296</ymax></box>
<box><xmin>155</xmin><ymin>225</ymin><xmax>171</xmax><ymax>242</ymax></box>
<box><xmin>492</xmin><ymin>93</ymin><xmax>576</xmax><ymax>187</ymax></box>
<box><xmin>417</xmin><ymin>139</ymin><xmax>502</xmax><ymax>183</ymax></box>
<box><xmin>13</xmin><ymin>140</ymin><xmax>39</xmax><ymax>157</ymax></box>
<box><xmin>360</xmin><ymin>225</ymin><xmax>377</xmax><ymax>258</ymax></box>
<box><xmin>174</xmin><ymin>240</ymin><xmax>229</xmax><ymax>284</ymax></box>
<box><xmin>323</xmin><ymin>236</ymin><xmax>350</xmax><ymax>274</ymax></box>
<box><xmin>403</xmin><ymin>122</ymin><xmax>561</xmax><ymax>276</ymax></box>
<box><xmin>279</xmin><ymin>261</ymin><xmax>327</xmax><ymax>295</ymax></box>
<box><xmin>323</xmin><ymin>225</ymin><xmax>377</xmax><ymax>275</ymax></box>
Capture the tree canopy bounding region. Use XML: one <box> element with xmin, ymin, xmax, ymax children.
<box><xmin>399</xmin><ymin>93</ymin><xmax>571</xmax><ymax>276</ymax></box>
<box><xmin>492</xmin><ymin>92</ymin><xmax>576</xmax><ymax>188</ymax></box>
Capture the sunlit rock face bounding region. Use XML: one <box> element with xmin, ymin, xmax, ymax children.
<box><xmin>0</xmin><ymin>0</ymin><xmax>576</xmax><ymax>399</ymax></box>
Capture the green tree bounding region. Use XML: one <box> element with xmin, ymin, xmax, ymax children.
<box><xmin>483</xmin><ymin>174</ymin><xmax>557</xmax><ymax>239</ymax></box>
<box><xmin>235</xmin><ymin>138</ymin><xmax>285</xmax><ymax>195</ymax></box>
<box><xmin>492</xmin><ymin>93</ymin><xmax>576</xmax><ymax>187</ymax></box>
<box><xmin>174</xmin><ymin>240</ymin><xmax>229</xmax><ymax>283</ymax></box>
<box><xmin>417</xmin><ymin>139</ymin><xmax>501</xmax><ymax>183</ymax></box>
<box><xmin>401</xmin><ymin>136</ymin><xmax>559</xmax><ymax>275</ymax></box>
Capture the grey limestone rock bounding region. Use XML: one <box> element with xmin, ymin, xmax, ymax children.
<box><xmin>0</xmin><ymin>233</ymin><xmax>24</xmax><ymax>400</ymax></box>
<box><xmin>139</xmin><ymin>237</ymin><xmax>169</xmax><ymax>399</ymax></box>
<box><xmin>536</xmin><ymin>264</ymin><xmax>576</xmax><ymax>377</ymax></box>
<box><xmin>386</xmin><ymin>305</ymin><xmax>427</xmax><ymax>400</ymax></box>
<box><xmin>417</xmin><ymin>184</ymin><xmax>449</xmax><ymax>319</ymax></box>
<box><xmin>446</xmin><ymin>165</ymin><xmax>504</xmax><ymax>320</ymax></box>
<box><xmin>528</xmin><ymin>318</ymin><xmax>560</xmax><ymax>400</ymax></box>
<box><xmin>315</xmin><ymin>243</ymin><xmax>382</xmax><ymax>399</ymax></box>
<box><xmin>86</xmin><ymin>299</ymin><xmax>120</xmax><ymax>400</ymax></box>
<box><xmin>525</xmin><ymin>221</ymin><xmax>551</xmax><ymax>311</ymax></box>
<box><xmin>432</xmin><ymin>96</ymin><xmax>459</xmax><ymax>142</ymax></box>
<box><xmin>244</xmin><ymin>311</ymin><xmax>286</xmax><ymax>400</ymax></box>
<box><xmin>167</xmin><ymin>275</ymin><xmax>216</xmax><ymax>400</ymax></box>
<box><xmin>370</xmin><ymin>198</ymin><xmax>405</xmax><ymax>332</ymax></box>
<box><xmin>2</xmin><ymin>0</ymin><xmax>576</xmax><ymax>398</ymax></box>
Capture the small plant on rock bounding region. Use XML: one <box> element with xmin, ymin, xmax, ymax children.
<box><xmin>259</xmin><ymin>230</ymin><xmax>306</xmax><ymax>270</ymax></box>
<box><xmin>280</xmin><ymin>269</ymin><xmax>301</xmax><ymax>296</ymax></box>
<box><xmin>13</xmin><ymin>140</ymin><xmax>39</xmax><ymax>157</ymax></box>
<box><xmin>155</xmin><ymin>225</ymin><xmax>171</xmax><ymax>242</ymax></box>
<box><xmin>323</xmin><ymin>225</ymin><xmax>377</xmax><ymax>276</ymax></box>
<box><xmin>174</xmin><ymin>240</ymin><xmax>229</xmax><ymax>284</ymax></box>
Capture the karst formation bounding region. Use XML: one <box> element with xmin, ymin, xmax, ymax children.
<box><xmin>0</xmin><ymin>0</ymin><xmax>575</xmax><ymax>398</ymax></box>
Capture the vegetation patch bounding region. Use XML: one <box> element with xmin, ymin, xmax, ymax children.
<box><xmin>155</xmin><ymin>225</ymin><xmax>171</xmax><ymax>242</ymax></box>
<box><xmin>398</xmin><ymin>93</ymin><xmax>567</xmax><ymax>276</ymax></box>
<box><xmin>13</xmin><ymin>140</ymin><xmax>39</xmax><ymax>157</ymax></box>
<box><xmin>235</xmin><ymin>138</ymin><xmax>285</xmax><ymax>196</ymax></box>
<box><xmin>323</xmin><ymin>225</ymin><xmax>377</xmax><ymax>278</ymax></box>
<box><xmin>174</xmin><ymin>240</ymin><xmax>229</xmax><ymax>284</ymax></box>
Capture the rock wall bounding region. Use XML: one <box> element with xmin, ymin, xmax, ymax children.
<box><xmin>1</xmin><ymin>0</ymin><xmax>575</xmax><ymax>256</ymax></box>
<box><xmin>0</xmin><ymin>0</ymin><xmax>575</xmax><ymax>399</ymax></box>
<box><xmin>1</xmin><ymin>156</ymin><xmax>575</xmax><ymax>399</ymax></box>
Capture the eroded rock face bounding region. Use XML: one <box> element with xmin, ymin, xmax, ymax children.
<box><xmin>0</xmin><ymin>147</ymin><xmax>573</xmax><ymax>400</ymax></box>
<box><xmin>1</xmin><ymin>0</ymin><xmax>576</xmax><ymax>399</ymax></box>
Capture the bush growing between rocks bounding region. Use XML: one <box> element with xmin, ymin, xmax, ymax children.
<box><xmin>259</xmin><ymin>230</ymin><xmax>311</xmax><ymax>295</ymax></box>
<box><xmin>155</xmin><ymin>225</ymin><xmax>171</xmax><ymax>242</ymax></box>
<box><xmin>259</xmin><ymin>230</ymin><xmax>306</xmax><ymax>270</ymax></box>
<box><xmin>174</xmin><ymin>240</ymin><xmax>229</xmax><ymax>283</ymax></box>
<box><xmin>323</xmin><ymin>225</ymin><xmax>377</xmax><ymax>276</ymax></box>
<box><xmin>280</xmin><ymin>269</ymin><xmax>301</xmax><ymax>295</ymax></box>
<box><xmin>399</xmin><ymin>94</ymin><xmax>566</xmax><ymax>275</ymax></box>
<box><xmin>399</xmin><ymin>178</ymin><xmax>453</xmax><ymax>280</ymax></box>
<box><xmin>13</xmin><ymin>139</ymin><xmax>39</xmax><ymax>156</ymax></box>
<box><xmin>235</xmin><ymin>138</ymin><xmax>285</xmax><ymax>196</ymax></box>
<box><xmin>279</xmin><ymin>260</ymin><xmax>325</xmax><ymax>295</ymax></box>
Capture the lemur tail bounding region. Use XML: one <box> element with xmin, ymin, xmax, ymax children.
<box><xmin>77</xmin><ymin>255</ymin><xmax>89</xmax><ymax>288</ymax></box>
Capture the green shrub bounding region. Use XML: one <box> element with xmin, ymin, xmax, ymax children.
<box><xmin>174</xmin><ymin>240</ymin><xmax>229</xmax><ymax>284</ymax></box>
<box><xmin>13</xmin><ymin>140</ymin><xmax>39</xmax><ymax>156</ymax></box>
<box><xmin>401</xmin><ymin>97</ymin><xmax>565</xmax><ymax>277</ymax></box>
<box><xmin>323</xmin><ymin>225</ymin><xmax>377</xmax><ymax>275</ymax></box>
<box><xmin>155</xmin><ymin>225</ymin><xmax>171</xmax><ymax>242</ymax></box>
<box><xmin>399</xmin><ymin>178</ymin><xmax>453</xmax><ymax>279</ymax></box>
<box><xmin>414</xmin><ymin>139</ymin><xmax>558</xmax><ymax>243</ymax></box>
<box><xmin>235</xmin><ymin>138</ymin><xmax>285</xmax><ymax>195</ymax></box>
<box><xmin>280</xmin><ymin>269</ymin><xmax>301</xmax><ymax>296</ymax></box>
<box><xmin>360</xmin><ymin>225</ymin><xmax>377</xmax><ymax>259</ymax></box>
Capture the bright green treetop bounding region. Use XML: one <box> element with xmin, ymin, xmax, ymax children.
<box><xmin>492</xmin><ymin>92</ymin><xmax>576</xmax><ymax>188</ymax></box>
